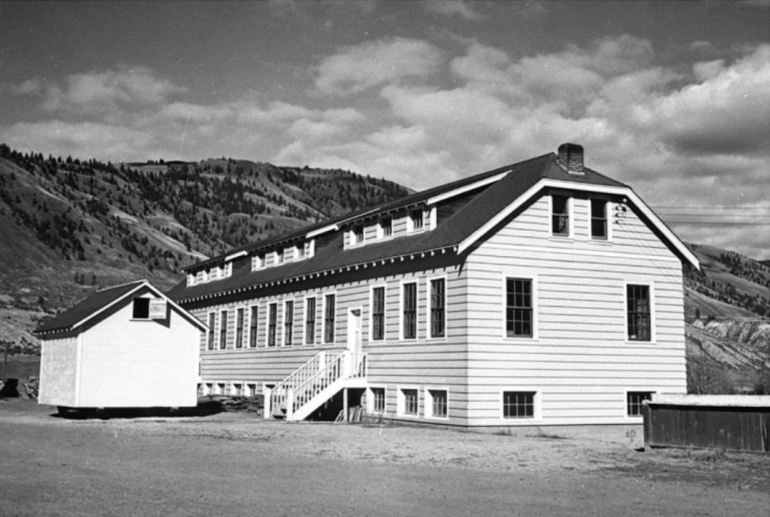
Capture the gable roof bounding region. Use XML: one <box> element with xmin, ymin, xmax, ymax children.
<box><xmin>168</xmin><ymin>151</ymin><xmax>699</xmax><ymax>304</ymax></box>
<box><xmin>35</xmin><ymin>280</ymin><xmax>207</xmax><ymax>336</ymax></box>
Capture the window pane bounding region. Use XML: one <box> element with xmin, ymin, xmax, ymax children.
<box><xmin>372</xmin><ymin>287</ymin><xmax>385</xmax><ymax>340</ymax></box>
<box><xmin>627</xmin><ymin>285</ymin><xmax>651</xmax><ymax>341</ymax></box>
<box><xmin>403</xmin><ymin>283</ymin><xmax>417</xmax><ymax>339</ymax></box>
<box><xmin>325</xmin><ymin>294</ymin><xmax>335</xmax><ymax>343</ymax></box>
<box><xmin>506</xmin><ymin>279</ymin><xmax>533</xmax><ymax>337</ymax></box>
<box><xmin>430</xmin><ymin>279</ymin><xmax>445</xmax><ymax>338</ymax></box>
<box><xmin>249</xmin><ymin>306</ymin><xmax>258</xmax><ymax>348</ymax></box>
<box><xmin>306</xmin><ymin>298</ymin><xmax>316</xmax><ymax>345</ymax></box>
<box><xmin>552</xmin><ymin>195</ymin><xmax>569</xmax><ymax>235</ymax></box>
<box><xmin>503</xmin><ymin>391</ymin><xmax>535</xmax><ymax>418</ymax></box>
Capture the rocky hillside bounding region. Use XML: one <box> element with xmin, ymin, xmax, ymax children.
<box><xmin>0</xmin><ymin>143</ymin><xmax>410</xmax><ymax>348</ymax></box>
<box><xmin>682</xmin><ymin>244</ymin><xmax>770</xmax><ymax>393</ymax></box>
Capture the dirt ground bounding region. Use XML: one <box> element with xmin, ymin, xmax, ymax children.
<box><xmin>0</xmin><ymin>399</ymin><xmax>767</xmax><ymax>517</ymax></box>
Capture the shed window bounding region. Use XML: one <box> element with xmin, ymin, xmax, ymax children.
<box><xmin>132</xmin><ymin>298</ymin><xmax>150</xmax><ymax>319</ymax></box>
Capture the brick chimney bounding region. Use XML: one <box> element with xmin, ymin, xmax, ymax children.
<box><xmin>557</xmin><ymin>143</ymin><xmax>584</xmax><ymax>175</ymax></box>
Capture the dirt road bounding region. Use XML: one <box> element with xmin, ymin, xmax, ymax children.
<box><xmin>0</xmin><ymin>400</ymin><xmax>767</xmax><ymax>516</ymax></box>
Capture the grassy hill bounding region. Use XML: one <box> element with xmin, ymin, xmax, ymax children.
<box><xmin>0</xmin><ymin>143</ymin><xmax>410</xmax><ymax>348</ymax></box>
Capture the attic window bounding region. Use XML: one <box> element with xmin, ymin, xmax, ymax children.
<box><xmin>353</xmin><ymin>225</ymin><xmax>365</xmax><ymax>244</ymax></box>
<box><xmin>409</xmin><ymin>210</ymin><xmax>424</xmax><ymax>231</ymax></box>
<box><xmin>380</xmin><ymin>217</ymin><xmax>393</xmax><ymax>238</ymax></box>
<box><xmin>551</xmin><ymin>195</ymin><xmax>570</xmax><ymax>236</ymax></box>
<box><xmin>132</xmin><ymin>298</ymin><xmax>150</xmax><ymax>319</ymax></box>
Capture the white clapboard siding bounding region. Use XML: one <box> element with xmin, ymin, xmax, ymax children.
<box><xmin>193</xmin><ymin>262</ymin><xmax>472</xmax><ymax>425</ymax></box>
<box><xmin>463</xmin><ymin>192</ymin><xmax>687</xmax><ymax>425</ymax></box>
<box><xmin>38</xmin><ymin>337</ymin><xmax>79</xmax><ymax>407</ymax></box>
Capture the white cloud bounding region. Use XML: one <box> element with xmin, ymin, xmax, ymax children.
<box><xmin>314</xmin><ymin>37</ymin><xmax>442</xmax><ymax>95</ymax></box>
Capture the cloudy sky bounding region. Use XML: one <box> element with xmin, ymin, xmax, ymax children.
<box><xmin>1</xmin><ymin>0</ymin><xmax>768</xmax><ymax>259</ymax></box>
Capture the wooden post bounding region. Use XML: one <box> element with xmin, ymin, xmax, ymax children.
<box><xmin>343</xmin><ymin>388</ymin><xmax>348</xmax><ymax>422</ymax></box>
<box><xmin>263</xmin><ymin>387</ymin><xmax>272</xmax><ymax>419</ymax></box>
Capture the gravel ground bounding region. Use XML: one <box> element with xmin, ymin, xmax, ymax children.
<box><xmin>0</xmin><ymin>399</ymin><xmax>768</xmax><ymax>517</ymax></box>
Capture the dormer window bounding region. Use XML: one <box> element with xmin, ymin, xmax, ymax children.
<box><xmin>252</xmin><ymin>253</ymin><xmax>265</xmax><ymax>271</ymax></box>
<box><xmin>380</xmin><ymin>217</ymin><xmax>393</xmax><ymax>238</ymax></box>
<box><xmin>354</xmin><ymin>225</ymin><xmax>365</xmax><ymax>244</ymax></box>
<box><xmin>276</xmin><ymin>248</ymin><xmax>285</xmax><ymax>264</ymax></box>
<box><xmin>187</xmin><ymin>273</ymin><xmax>196</xmax><ymax>286</ymax></box>
<box><xmin>409</xmin><ymin>210</ymin><xmax>424</xmax><ymax>232</ymax></box>
<box><xmin>296</xmin><ymin>242</ymin><xmax>305</xmax><ymax>259</ymax></box>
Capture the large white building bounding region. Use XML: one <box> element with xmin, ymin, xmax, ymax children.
<box><xmin>168</xmin><ymin>144</ymin><xmax>699</xmax><ymax>427</ymax></box>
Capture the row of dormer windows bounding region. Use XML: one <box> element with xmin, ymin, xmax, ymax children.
<box><xmin>188</xmin><ymin>262</ymin><xmax>233</xmax><ymax>287</ymax></box>
<box><xmin>251</xmin><ymin>239</ymin><xmax>315</xmax><ymax>272</ymax></box>
<box><xmin>345</xmin><ymin>207</ymin><xmax>435</xmax><ymax>249</ymax></box>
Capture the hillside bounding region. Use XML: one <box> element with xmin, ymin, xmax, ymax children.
<box><xmin>0</xmin><ymin>143</ymin><xmax>410</xmax><ymax>348</ymax></box>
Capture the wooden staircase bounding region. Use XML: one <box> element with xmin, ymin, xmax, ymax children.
<box><xmin>267</xmin><ymin>351</ymin><xmax>367</xmax><ymax>421</ymax></box>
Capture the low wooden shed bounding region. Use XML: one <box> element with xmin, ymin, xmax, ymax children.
<box><xmin>34</xmin><ymin>280</ymin><xmax>207</xmax><ymax>410</ymax></box>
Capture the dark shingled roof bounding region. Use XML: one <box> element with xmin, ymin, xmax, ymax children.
<box><xmin>34</xmin><ymin>280</ymin><xmax>147</xmax><ymax>335</ymax></box>
<box><xmin>167</xmin><ymin>152</ymin><xmax>629</xmax><ymax>303</ymax></box>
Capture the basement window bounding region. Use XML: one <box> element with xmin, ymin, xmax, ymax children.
<box><xmin>132</xmin><ymin>298</ymin><xmax>150</xmax><ymax>319</ymax></box>
<box><xmin>502</xmin><ymin>391</ymin><xmax>535</xmax><ymax>419</ymax></box>
<box><xmin>627</xmin><ymin>392</ymin><xmax>653</xmax><ymax>417</ymax></box>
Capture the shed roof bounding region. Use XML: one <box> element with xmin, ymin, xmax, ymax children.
<box><xmin>35</xmin><ymin>280</ymin><xmax>207</xmax><ymax>336</ymax></box>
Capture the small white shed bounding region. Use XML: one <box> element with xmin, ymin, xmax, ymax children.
<box><xmin>34</xmin><ymin>280</ymin><xmax>207</xmax><ymax>410</ymax></box>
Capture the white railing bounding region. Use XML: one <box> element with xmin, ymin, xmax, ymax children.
<box><xmin>268</xmin><ymin>351</ymin><xmax>367</xmax><ymax>420</ymax></box>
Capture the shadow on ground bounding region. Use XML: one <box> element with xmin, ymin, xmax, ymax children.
<box><xmin>51</xmin><ymin>399</ymin><xmax>225</xmax><ymax>420</ymax></box>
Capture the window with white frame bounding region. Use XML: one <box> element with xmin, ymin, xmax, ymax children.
<box><xmin>627</xmin><ymin>284</ymin><xmax>652</xmax><ymax>341</ymax></box>
<box><xmin>400</xmin><ymin>388</ymin><xmax>419</xmax><ymax>416</ymax></box>
<box><xmin>235</xmin><ymin>308</ymin><xmax>244</xmax><ymax>349</ymax></box>
<box><xmin>409</xmin><ymin>209</ymin><xmax>424</xmax><ymax>232</ymax></box>
<box><xmin>371</xmin><ymin>286</ymin><xmax>385</xmax><ymax>341</ymax></box>
<box><xmin>324</xmin><ymin>294</ymin><xmax>336</xmax><ymax>343</ymax></box>
<box><xmin>591</xmin><ymin>199</ymin><xmax>608</xmax><ymax>240</ymax></box>
<box><xmin>219</xmin><ymin>310</ymin><xmax>228</xmax><ymax>350</ymax></box>
<box><xmin>427</xmin><ymin>389</ymin><xmax>448</xmax><ymax>418</ymax></box>
<box><xmin>353</xmin><ymin>225</ymin><xmax>365</xmax><ymax>244</ymax></box>
<box><xmin>207</xmin><ymin>312</ymin><xmax>216</xmax><ymax>350</ymax></box>
<box><xmin>505</xmin><ymin>278</ymin><xmax>533</xmax><ymax>338</ymax></box>
<box><xmin>502</xmin><ymin>391</ymin><xmax>535</xmax><ymax>419</ymax></box>
<box><xmin>252</xmin><ymin>253</ymin><xmax>265</xmax><ymax>271</ymax></box>
<box><xmin>187</xmin><ymin>273</ymin><xmax>196</xmax><ymax>286</ymax></box>
<box><xmin>371</xmin><ymin>387</ymin><xmax>386</xmax><ymax>413</ymax></box>
<box><xmin>296</xmin><ymin>242</ymin><xmax>305</xmax><ymax>259</ymax></box>
<box><xmin>627</xmin><ymin>391</ymin><xmax>653</xmax><ymax>416</ymax></box>
<box><xmin>284</xmin><ymin>300</ymin><xmax>294</xmax><ymax>346</ymax></box>
<box><xmin>380</xmin><ymin>217</ymin><xmax>393</xmax><ymax>238</ymax></box>
<box><xmin>205</xmin><ymin>383</ymin><xmax>214</xmax><ymax>396</ymax></box>
<box><xmin>551</xmin><ymin>194</ymin><xmax>570</xmax><ymax>236</ymax></box>
<box><xmin>430</xmin><ymin>278</ymin><xmax>445</xmax><ymax>338</ymax></box>
<box><xmin>247</xmin><ymin>383</ymin><xmax>257</xmax><ymax>397</ymax></box>
<box><xmin>232</xmin><ymin>383</ymin><xmax>243</xmax><ymax>396</ymax></box>
<box><xmin>248</xmin><ymin>306</ymin><xmax>258</xmax><ymax>348</ymax></box>
<box><xmin>305</xmin><ymin>297</ymin><xmax>316</xmax><ymax>345</ymax></box>
<box><xmin>402</xmin><ymin>282</ymin><xmax>417</xmax><ymax>340</ymax></box>
<box><xmin>276</xmin><ymin>248</ymin><xmax>285</xmax><ymax>264</ymax></box>
<box><xmin>268</xmin><ymin>303</ymin><xmax>278</xmax><ymax>347</ymax></box>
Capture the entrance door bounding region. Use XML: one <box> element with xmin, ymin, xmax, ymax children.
<box><xmin>347</xmin><ymin>308</ymin><xmax>362</xmax><ymax>354</ymax></box>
